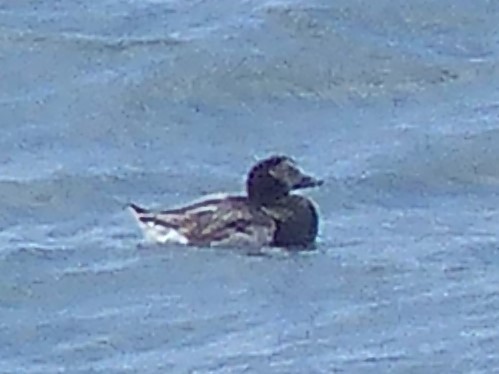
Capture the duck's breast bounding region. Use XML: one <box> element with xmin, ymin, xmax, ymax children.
<box><xmin>264</xmin><ymin>195</ymin><xmax>319</xmax><ymax>247</ymax></box>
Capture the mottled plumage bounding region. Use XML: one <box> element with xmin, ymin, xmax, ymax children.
<box><xmin>130</xmin><ymin>196</ymin><xmax>275</xmax><ymax>247</ymax></box>
<box><xmin>129</xmin><ymin>155</ymin><xmax>322</xmax><ymax>248</ymax></box>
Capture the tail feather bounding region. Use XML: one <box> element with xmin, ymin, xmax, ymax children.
<box><xmin>128</xmin><ymin>203</ymin><xmax>189</xmax><ymax>245</ymax></box>
<box><xmin>128</xmin><ymin>202</ymin><xmax>180</xmax><ymax>230</ymax></box>
<box><xmin>129</xmin><ymin>203</ymin><xmax>149</xmax><ymax>215</ymax></box>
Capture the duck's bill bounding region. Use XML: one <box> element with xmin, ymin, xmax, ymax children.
<box><xmin>292</xmin><ymin>175</ymin><xmax>324</xmax><ymax>190</ymax></box>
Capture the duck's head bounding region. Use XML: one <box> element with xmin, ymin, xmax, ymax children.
<box><xmin>246</xmin><ymin>155</ymin><xmax>323</xmax><ymax>206</ymax></box>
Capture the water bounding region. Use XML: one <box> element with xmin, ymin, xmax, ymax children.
<box><xmin>1</xmin><ymin>0</ymin><xmax>499</xmax><ymax>372</ymax></box>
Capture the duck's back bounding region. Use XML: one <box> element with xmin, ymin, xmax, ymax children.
<box><xmin>130</xmin><ymin>195</ymin><xmax>275</xmax><ymax>247</ymax></box>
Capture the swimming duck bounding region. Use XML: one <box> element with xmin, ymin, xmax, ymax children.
<box><xmin>129</xmin><ymin>155</ymin><xmax>323</xmax><ymax>248</ymax></box>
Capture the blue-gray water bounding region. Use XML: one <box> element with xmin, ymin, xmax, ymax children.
<box><xmin>2</xmin><ymin>0</ymin><xmax>499</xmax><ymax>372</ymax></box>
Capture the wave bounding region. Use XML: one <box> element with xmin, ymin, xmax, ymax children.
<box><xmin>370</xmin><ymin>129</ymin><xmax>499</xmax><ymax>189</ymax></box>
<box><xmin>0</xmin><ymin>27</ymin><xmax>184</xmax><ymax>51</ymax></box>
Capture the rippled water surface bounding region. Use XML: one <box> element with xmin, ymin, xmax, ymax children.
<box><xmin>2</xmin><ymin>0</ymin><xmax>499</xmax><ymax>372</ymax></box>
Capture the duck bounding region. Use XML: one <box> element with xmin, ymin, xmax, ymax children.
<box><xmin>129</xmin><ymin>155</ymin><xmax>323</xmax><ymax>248</ymax></box>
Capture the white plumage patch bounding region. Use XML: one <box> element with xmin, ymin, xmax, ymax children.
<box><xmin>171</xmin><ymin>192</ymin><xmax>232</xmax><ymax>208</ymax></box>
<box><xmin>187</xmin><ymin>204</ymin><xmax>218</xmax><ymax>214</ymax></box>
<box><xmin>139</xmin><ymin>221</ymin><xmax>189</xmax><ymax>245</ymax></box>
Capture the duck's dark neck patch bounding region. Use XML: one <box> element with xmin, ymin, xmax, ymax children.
<box><xmin>270</xmin><ymin>195</ymin><xmax>319</xmax><ymax>248</ymax></box>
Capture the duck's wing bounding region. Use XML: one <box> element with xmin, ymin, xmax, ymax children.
<box><xmin>129</xmin><ymin>197</ymin><xmax>275</xmax><ymax>247</ymax></box>
<box><xmin>191</xmin><ymin>197</ymin><xmax>276</xmax><ymax>247</ymax></box>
